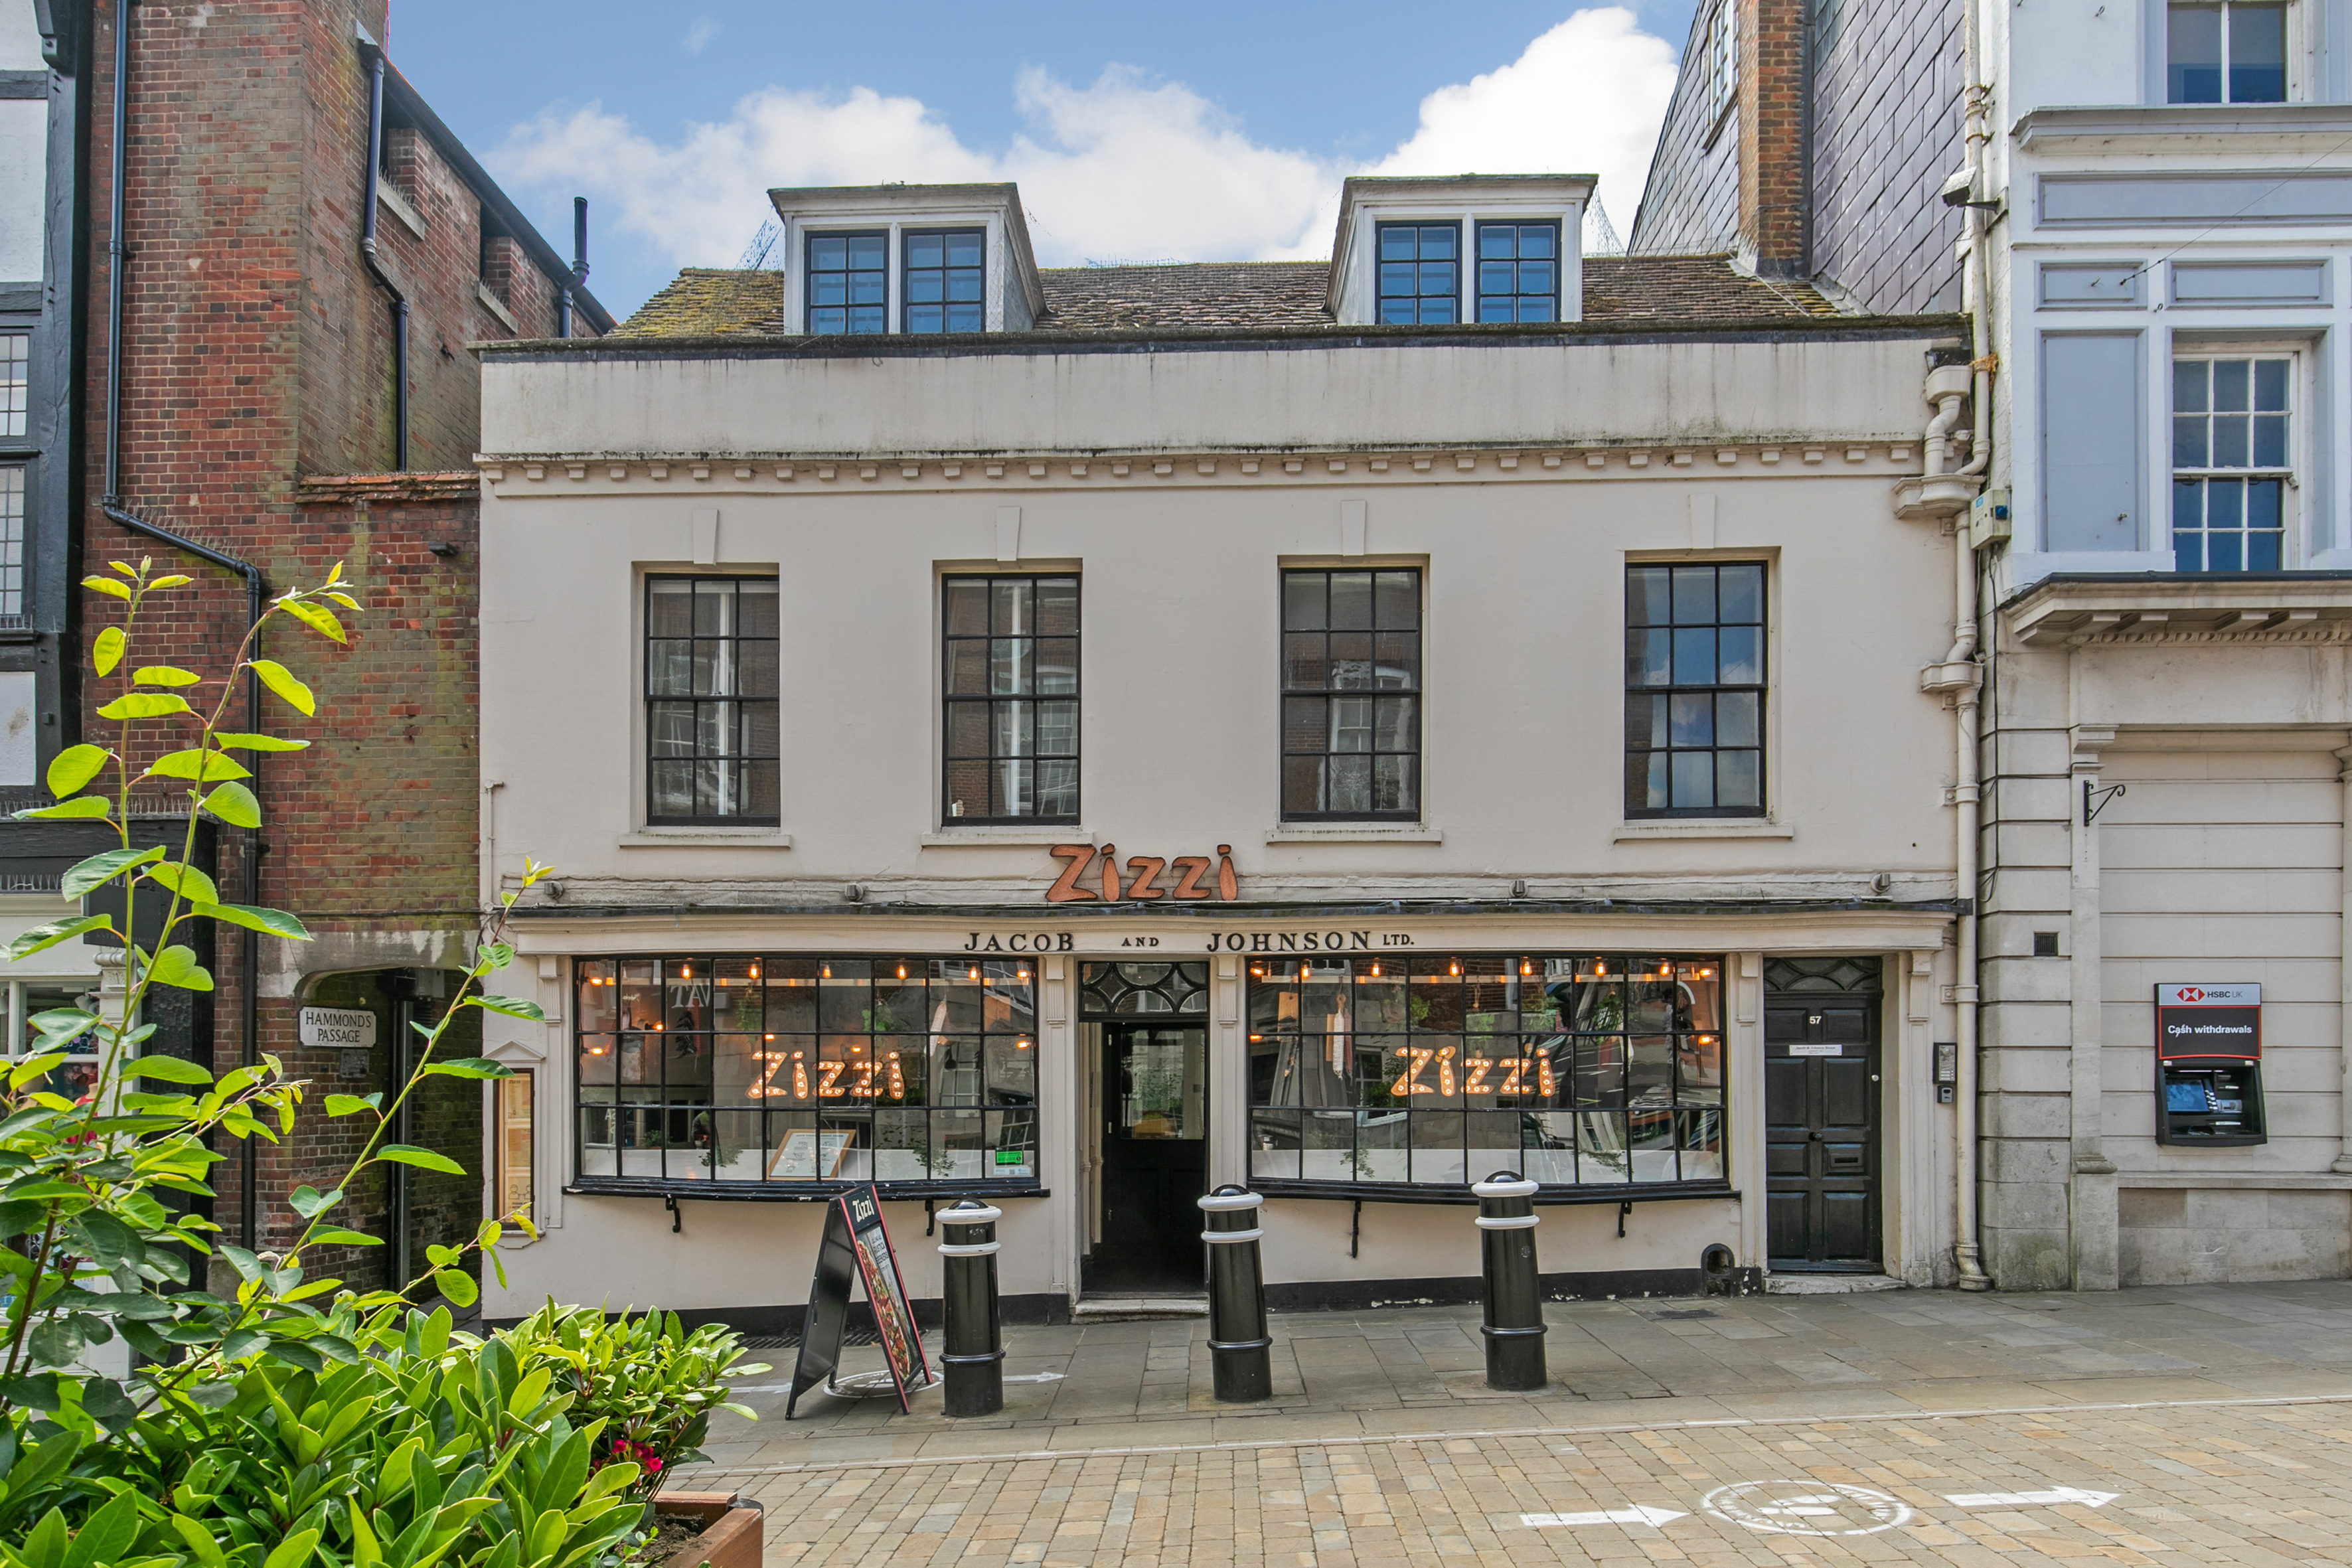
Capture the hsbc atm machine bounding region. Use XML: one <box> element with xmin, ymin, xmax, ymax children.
<box><xmin>2154</xmin><ymin>982</ymin><xmax>2266</xmax><ymax>1147</ymax></box>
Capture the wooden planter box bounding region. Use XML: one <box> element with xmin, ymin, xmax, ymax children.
<box><xmin>651</xmin><ymin>1491</ymin><xmax>763</xmax><ymax>1568</ymax></box>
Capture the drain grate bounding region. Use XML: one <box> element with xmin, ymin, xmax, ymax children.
<box><xmin>1648</xmin><ymin>1308</ymin><xmax>1720</xmax><ymax>1320</ymax></box>
<box><xmin>738</xmin><ymin>1327</ymin><xmax>881</xmax><ymax>1351</ymax></box>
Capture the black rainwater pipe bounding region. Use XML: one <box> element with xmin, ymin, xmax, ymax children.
<box><xmin>359</xmin><ymin>46</ymin><xmax>408</xmax><ymax>471</ymax></box>
<box><xmin>98</xmin><ymin>0</ymin><xmax>269</xmax><ymax>1258</ymax></box>
<box><xmin>556</xmin><ymin>196</ymin><xmax>588</xmax><ymax>338</ymax></box>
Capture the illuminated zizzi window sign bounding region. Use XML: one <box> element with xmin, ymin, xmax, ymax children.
<box><xmin>1246</xmin><ymin>953</ymin><xmax>1727</xmax><ymax>1189</ymax></box>
<box><xmin>574</xmin><ymin>955</ymin><xmax>1040</xmax><ymax>1188</ymax></box>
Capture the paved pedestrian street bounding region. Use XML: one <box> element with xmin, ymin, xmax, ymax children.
<box><xmin>710</xmin><ymin>1395</ymin><xmax>2352</xmax><ymax>1566</ymax></box>
<box><xmin>670</xmin><ymin>1281</ymin><xmax>2352</xmax><ymax>1564</ymax></box>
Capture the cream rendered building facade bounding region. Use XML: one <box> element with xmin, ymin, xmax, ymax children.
<box><xmin>469</xmin><ymin>177</ymin><xmax>1982</xmax><ymax>1325</ymax></box>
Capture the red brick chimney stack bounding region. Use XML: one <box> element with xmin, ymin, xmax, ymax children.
<box><xmin>1739</xmin><ymin>0</ymin><xmax>1810</xmax><ymax>276</ymax></box>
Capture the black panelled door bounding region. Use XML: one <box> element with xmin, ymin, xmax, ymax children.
<box><xmin>1764</xmin><ymin>993</ymin><xmax>1881</xmax><ymax>1269</ymax></box>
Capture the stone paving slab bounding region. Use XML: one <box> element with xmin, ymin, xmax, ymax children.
<box><xmin>700</xmin><ymin>1394</ymin><xmax>2352</xmax><ymax>1566</ymax></box>
<box><xmin>686</xmin><ymin>1281</ymin><xmax>2352</xmax><ymax>1477</ymax></box>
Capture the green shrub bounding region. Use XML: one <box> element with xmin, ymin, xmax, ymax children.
<box><xmin>0</xmin><ymin>1304</ymin><xmax>657</xmax><ymax>1567</ymax></box>
<box><xmin>497</xmin><ymin>1304</ymin><xmax>769</xmax><ymax>1498</ymax></box>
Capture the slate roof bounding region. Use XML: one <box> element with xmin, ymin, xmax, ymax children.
<box><xmin>609</xmin><ymin>254</ymin><xmax>1842</xmax><ymax>340</ymax></box>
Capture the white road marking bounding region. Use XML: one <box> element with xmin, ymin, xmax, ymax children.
<box><xmin>1944</xmin><ymin>1487</ymin><xmax>2118</xmax><ymax>1509</ymax></box>
<box><xmin>1705</xmin><ymin>1481</ymin><xmax>1915</xmax><ymax>1536</ymax></box>
<box><xmin>1522</xmin><ymin>1506</ymin><xmax>1686</xmax><ymax>1528</ymax></box>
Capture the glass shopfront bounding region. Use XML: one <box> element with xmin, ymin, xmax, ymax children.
<box><xmin>573</xmin><ymin>955</ymin><xmax>1040</xmax><ymax>1191</ymax></box>
<box><xmin>1247</xmin><ymin>953</ymin><xmax>1727</xmax><ymax>1194</ymax></box>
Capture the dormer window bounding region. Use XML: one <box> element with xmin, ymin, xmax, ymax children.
<box><xmin>1377</xmin><ymin>224</ymin><xmax>1462</xmax><ymax>325</ymax></box>
<box><xmin>1335</xmin><ymin>176</ymin><xmax>1591</xmax><ymax>327</ymax></box>
<box><xmin>905</xmin><ymin>229</ymin><xmax>985</xmax><ymax>334</ymax></box>
<box><xmin>773</xmin><ymin>184</ymin><xmax>1044</xmax><ymax>337</ymax></box>
<box><xmin>807</xmin><ymin>232</ymin><xmax>886</xmax><ymax>334</ymax></box>
<box><xmin>1476</xmin><ymin>222</ymin><xmax>1560</xmax><ymax>323</ymax></box>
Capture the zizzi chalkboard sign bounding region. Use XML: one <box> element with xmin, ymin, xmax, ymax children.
<box><xmin>785</xmin><ymin>1184</ymin><xmax>933</xmax><ymax>1418</ymax></box>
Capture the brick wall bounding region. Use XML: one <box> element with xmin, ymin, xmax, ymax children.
<box><xmin>1739</xmin><ymin>0</ymin><xmax>1808</xmax><ymax>275</ymax></box>
<box><xmin>74</xmin><ymin>0</ymin><xmax>586</xmax><ymax>1279</ymax></box>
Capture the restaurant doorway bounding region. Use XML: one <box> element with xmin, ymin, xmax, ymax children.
<box><xmin>1079</xmin><ymin>961</ymin><xmax>1212</xmax><ymax>1296</ymax></box>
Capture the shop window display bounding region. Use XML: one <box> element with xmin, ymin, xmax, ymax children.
<box><xmin>1246</xmin><ymin>954</ymin><xmax>1726</xmax><ymax>1191</ymax></box>
<box><xmin>574</xmin><ymin>956</ymin><xmax>1040</xmax><ymax>1190</ymax></box>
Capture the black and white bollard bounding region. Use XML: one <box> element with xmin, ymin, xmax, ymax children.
<box><xmin>1473</xmin><ymin>1170</ymin><xmax>1547</xmax><ymax>1391</ymax></box>
<box><xmin>937</xmin><ymin>1198</ymin><xmax>1004</xmax><ymax>1417</ymax></box>
<box><xmin>1198</xmin><ymin>1184</ymin><xmax>1272</xmax><ymax>1403</ymax></box>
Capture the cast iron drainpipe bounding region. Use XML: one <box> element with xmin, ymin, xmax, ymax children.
<box><xmin>358</xmin><ymin>43</ymin><xmax>408</xmax><ymax>471</ymax></box>
<box><xmin>100</xmin><ymin>0</ymin><xmax>270</xmax><ymax>1257</ymax></box>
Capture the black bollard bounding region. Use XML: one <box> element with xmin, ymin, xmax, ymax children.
<box><xmin>937</xmin><ymin>1198</ymin><xmax>1004</xmax><ymax>1417</ymax></box>
<box><xmin>1473</xmin><ymin>1170</ymin><xmax>1547</xmax><ymax>1391</ymax></box>
<box><xmin>1198</xmin><ymin>1184</ymin><xmax>1272</xmax><ymax>1403</ymax></box>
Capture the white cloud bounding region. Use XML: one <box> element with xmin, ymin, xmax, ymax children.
<box><xmin>680</xmin><ymin>16</ymin><xmax>719</xmax><ymax>54</ymax></box>
<box><xmin>493</xmin><ymin>7</ymin><xmax>1675</xmax><ymax>273</ymax></box>
<box><xmin>1370</xmin><ymin>8</ymin><xmax>1676</xmax><ymax>245</ymax></box>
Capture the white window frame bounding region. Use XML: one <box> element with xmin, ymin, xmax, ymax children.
<box><xmin>2168</xmin><ymin>339</ymin><xmax>2307</xmax><ymax>568</ymax></box>
<box><xmin>2163</xmin><ymin>0</ymin><xmax>2300</xmax><ymax>104</ymax></box>
<box><xmin>781</xmin><ymin>212</ymin><xmax>1011</xmax><ymax>339</ymax></box>
<box><xmin>1703</xmin><ymin>0</ymin><xmax>1740</xmax><ymax>138</ymax></box>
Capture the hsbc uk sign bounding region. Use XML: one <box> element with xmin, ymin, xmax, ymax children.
<box><xmin>2155</xmin><ymin>981</ymin><xmax>2261</xmax><ymax>1061</ymax></box>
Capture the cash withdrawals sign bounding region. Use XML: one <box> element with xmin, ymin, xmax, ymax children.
<box><xmin>2154</xmin><ymin>982</ymin><xmax>2262</xmax><ymax>1061</ymax></box>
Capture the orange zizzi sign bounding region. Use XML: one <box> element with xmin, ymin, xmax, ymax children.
<box><xmin>1047</xmin><ymin>842</ymin><xmax>1240</xmax><ymax>903</ymax></box>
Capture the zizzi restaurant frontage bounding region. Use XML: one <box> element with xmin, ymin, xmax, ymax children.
<box><xmin>484</xmin><ymin>906</ymin><xmax>1961</xmax><ymax>1327</ymax></box>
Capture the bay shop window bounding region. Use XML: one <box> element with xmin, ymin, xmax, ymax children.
<box><xmin>1248</xmin><ymin>955</ymin><xmax>1727</xmax><ymax>1193</ymax></box>
<box><xmin>574</xmin><ymin>957</ymin><xmax>1040</xmax><ymax>1191</ymax></box>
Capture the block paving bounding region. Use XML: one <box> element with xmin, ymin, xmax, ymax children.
<box><xmin>672</xmin><ymin>1280</ymin><xmax>2352</xmax><ymax>1564</ymax></box>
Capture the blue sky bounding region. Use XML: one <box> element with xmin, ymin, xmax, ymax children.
<box><xmin>388</xmin><ymin>2</ymin><xmax>1699</xmax><ymax>318</ymax></box>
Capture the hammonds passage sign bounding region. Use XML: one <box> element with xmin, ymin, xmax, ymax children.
<box><xmin>2154</xmin><ymin>982</ymin><xmax>2261</xmax><ymax>1061</ymax></box>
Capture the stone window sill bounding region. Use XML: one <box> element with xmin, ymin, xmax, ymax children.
<box><xmin>476</xmin><ymin>281</ymin><xmax>520</xmax><ymax>333</ymax></box>
<box><xmin>1264</xmin><ymin>824</ymin><xmax>1443</xmax><ymax>844</ymax></box>
<box><xmin>617</xmin><ymin>830</ymin><xmax>792</xmax><ymax>848</ymax></box>
<box><xmin>919</xmin><ymin>827</ymin><xmax>1087</xmax><ymax>847</ymax></box>
<box><xmin>378</xmin><ymin>183</ymin><xmax>426</xmax><ymax>238</ymax></box>
<box><xmin>1614</xmin><ymin>819</ymin><xmax>1792</xmax><ymax>842</ymax></box>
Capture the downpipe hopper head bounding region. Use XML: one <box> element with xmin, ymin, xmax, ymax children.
<box><xmin>1896</xmin><ymin>362</ymin><xmax>1985</xmax><ymax>520</ymax></box>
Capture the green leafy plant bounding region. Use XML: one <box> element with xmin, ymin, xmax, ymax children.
<box><xmin>0</xmin><ymin>558</ymin><xmax>549</xmax><ymax>1436</ymax></box>
<box><xmin>498</xmin><ymin>1303</ymin><xmax>769</xmax><ymax>1500</ymax></box>
<box><xmin>0</xmin><ymin>1303</ymin><xmax>650</xmax><ymax>1567</ymax></box>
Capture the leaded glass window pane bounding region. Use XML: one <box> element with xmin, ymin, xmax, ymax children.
<box><xmin>944</xmin><ymin>574</ymin><xmax>1080</xmax><ymax>823</ymax></box>
<box><xmin>0</xmin><ymin>335</ymin><xmax>25</xmax><ymax>437</ymax></box>
<box><xmin>1474</xmin><ymin>222</ymin><xmax>1560</xmax><ymax>323</ymax></box>
<box><xmin>1244</xmin><ymin>953</ymin><xmax>1729</xmax><ymax>1192</ymax></box>
<box><xmin>576</xmin><ymin>956</ymin><xmax>1040</xmax><ymax>1187</ymax></box>
<box><xmin>1282</xmin><ymin>569</ymin><xmax>1420</xmax><ymax>820</ymax></box>
<box><xmin>1624</xmin><ymin>562</ymin><xmax>1766</xmax><ymax>817</ymax></box>
<box><xmin>2172</xmin><ymin>355</ymin><xmax>2291</xmax><ymax>571</ymax></box>
<box><xmin>904</xmin><ymin>228</ymin><xmax>985</xmax><ymax>334</ymax></box>
<box><xmin>806</xmin><ymin>231</ymin><xmax>887</xmax><ymax>335</ymax></box>
<box><xmin>644</xmin><ymin>576</ymin><xmax>780</xmax><ymax>824</ymax></box>
<box><xmin>1375</xmin><ymin>224</ymin><xmax>1460</xmax><ymax>325</ymax></box>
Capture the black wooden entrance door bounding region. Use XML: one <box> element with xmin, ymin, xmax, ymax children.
<box><xmin>1091</xmin><ymin>1024</ymin><xmax>1209</xmax><ymax>1294</ymax></box>
<box><xmin>1764</xmin><ymin>992</ymin><xmax>1881</xmax><ymax>1269</ymax></box>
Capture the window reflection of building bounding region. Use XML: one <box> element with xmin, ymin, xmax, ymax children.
<box><xmin>575</xmin><ymin>955</ymin><xmax>1040</xmax><ymax>1188</ymax></box>
<box><xmin>1247</xmin><ymin>953</ymin><xmax>1727</xmax><ymax>1189</ymax></box>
